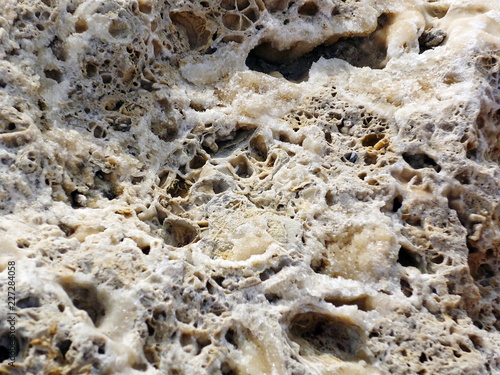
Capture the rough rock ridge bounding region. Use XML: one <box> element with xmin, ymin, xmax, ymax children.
<box><xmin>1</xmin><ymin>0</ymin><xmax>500</xmax><ymax>374</ymax></box>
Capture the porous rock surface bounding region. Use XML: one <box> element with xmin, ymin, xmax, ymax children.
<box><xmin>1</xmin><ymin>0</ymin><xmax>500</xmax><ymax>374</ymax></box>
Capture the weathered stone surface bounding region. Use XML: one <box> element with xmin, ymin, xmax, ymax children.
<box><xmin>1</xmin><ymin>0</ymin><xmax>500</xmax><ymax>374</ymax></box>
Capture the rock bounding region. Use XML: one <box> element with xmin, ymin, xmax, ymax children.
<box><xmin>1</xmin><ymin>0</ymin><xmax>500</xmax><ymax>374</ymax></box>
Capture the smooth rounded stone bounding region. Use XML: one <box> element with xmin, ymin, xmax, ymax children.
<box><xmin>1</xmin><ymin>0</ymin><xmax>500</xmax><ymax>374</ymax></box>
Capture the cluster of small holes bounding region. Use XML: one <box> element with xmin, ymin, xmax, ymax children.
<box><xmin>367</xmin><ymin>311</ymin><xmax>490</xmax><ymax>374</ymax></box>
<box><xmin>139</xmin><ymin>269</ymin><xmax>252</xmax><ymax>372</ymax></box>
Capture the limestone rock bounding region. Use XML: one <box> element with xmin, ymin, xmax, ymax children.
<box><xmin>1</xmin><ymin>0</ymin><xmax>500</xmax><ymax>374</ymax></box>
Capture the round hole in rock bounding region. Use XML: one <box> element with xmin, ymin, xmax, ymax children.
<box><xmin>230</xmin><ymin>155</ymin><xmax>253</xmax><ymax>178</ymax></box>
<box><xmin>397</xmin><ymin>246</ymin><xmax>424</xmax><ymax>271</ymax></box>
<box><xmin>167</xmin><ymin>175</ymin><xmax>190</xmax><ymax>198</ymax></box>
<box><xmin>264</xmin><ymin>0</ymin><xmax>288</xmax><ymax>12</ymax></box>
<box><xmin>221</xmin><ymin>0</ymin><xmax>236</xmax><ymax>10</ymax></box>
<box><xmin>222</xmin><ymin>13</ymin><xmax>241</xmax><ymax>30</ymax></box>
<box><xmin>93</xmin><ymin>125</ymin><xmax>107</xmax><ymax>139</ymax></box>
<box><xmin>140</xmin><ymin>245</ymin><xmax>151</xmax><ymax>255</ymax></box>
<box><xmin>289</xmin><ymin>312</ymin><xmax>368</xmax><ymax>362</ymax></box>
<box><xmin>58</xmin><ymin>339</ymin><xmax>72</xmax><ymax>359</ymax></box>
<box><xmin>392</xmin><ymin>195</ymin><xmax>403</xmax><ymax>212</ymax></box>
<box><xmin>298</xmin><ymin>1</ymin><xmax>319</xmax><ymax>16</ymax></box>
<box><xmin>0</xmin><ymin>332</ymin><xmax>20</xmax><ymax>362</ymax></box>
<box><xmin>170</xmin><ymin>11</ymin><xmax>211</xmax><ymax>49</ymax></box>
<box><xmin>189</xmin><ymin>153</ymin><xmax>207</xmax><ymax>169</ymax></box>
<box><xmin>138</xmin><ymin>0</ymin><xmax>152</xmax><ymax>14</ymax></box>
<box><xmin>361</xmin><ymin>133</ymin><xmax>384</xmax><ymax>147</ymax></box>
<box><xmin>325</xmin><ymin>190</ymin><xmax>334</xmax><ymax>206</ymax></box>
<box><xmin>85</xmin><ymin>63</ymin><xmax>97</xmax><ymax>77</ymax></box>
<box><xmin>243</xmin><ymin>8</ymin><xmax>258</xmax><ymax>22</ymax></box>
<box><xmin>44</xmin><ymin>68</ymin><xmax>63</xmax><ymax>83</ymax></box>
<box><xmin>364</xmin><ymin>152</ymin><xmax>378</xmax><ymax>165</ymax></box>
<box><xmin>101</xmin><ymin>74</ymin><xmax>112</xmax><ymax>84</ymax></box>
<box><xmin>75</xmin><ymin>18</ymin><xmax>88</xmax><ymax>33</ymax></box>
<box><xmin>430</xmin><ymin>254</ymin><xmax>444</xmax><ymax>264</ymax></box>
<box><xmin>224</xmin><ymin>328</ymin><xmax>237</xmax><ymax>347</ymax></box>
<box><xmin>400</xmin><ymin>279</ymin><xmax>413</xmax><ymax>297</ymax></box>
<box><xmin>237</xmin><ymin>0</ymin><xmax>250</xmax><ymax>10</ymax></box>
<box><xmin>17</xmin><ymin>295</ymin><xmax>40</xmax><ymax>309</ymax></box>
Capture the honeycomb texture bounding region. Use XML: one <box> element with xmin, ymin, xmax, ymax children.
<box><xmin>1</xmin><ymin>0</ymin><xmax>500</xmax><ymax>374</ymax></box>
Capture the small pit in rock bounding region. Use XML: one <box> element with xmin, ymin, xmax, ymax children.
<box><xmin>289</xmin><ymin>311</ymin><xmax>369</xmax><ymax>362</ymax></box>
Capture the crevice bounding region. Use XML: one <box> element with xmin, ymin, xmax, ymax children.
<box><xmin>246</xmin><ymin>14</ymin><xmax>389</xmax><ymax>81</ymax></box>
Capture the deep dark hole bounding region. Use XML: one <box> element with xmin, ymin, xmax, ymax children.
<box><xmin>146</xmin><ymin>321</ymin><xmax>155</xmax><ymax>336</ymax></box>
<box><xmin>70</xmin><ymin>190</ymin><xmax>84</xmax><ymax>208</ymax></box>
<box><xmin>400</xmin><ymin>279</ymin><xmax>413</xmax><ymax>297</ymax></box>
<box><xmin>402</xmin><ymin>152</ymin><xmax>441</xmax><ymax>172</ymax></box>
<box><xmin>419</xmin><ymin>352</ymin><xmax>428</xmax><ymax>363</ymax></box>
<box><xmin>102</xmin><ymin>74</ymin><xmax>112</xmax><ymax>84</ymax></box>
<box><xmin>0</xmin><ymin>334</ymin><xmax>20</xmax><ymax>362</ymax></box>
<box><xmin>190</xmin><ymin>154</ymin><xmax>207</xmax><ymax>169</ymax></box>
<box><xmin>361</xmin><ymin>133</ymin><xmax>385</xmax><ymax>147</ymax></box>
<box><xmin>419</xmin><ymin>28</ymin><xmax>446</xmax><ymax>53</ymax></box>
<box><xmin>298</xmin><ymin>1</ymin><xmax>319</xmax><ymax>16</ymax></box>
<box><xmin>62</xmin><ymin>284</ymin><xmax>105</xmax><ymax>326</ymax></box>
<box><xmin>17</xmin><ymin>296</ymin><xmax>41</xmax><ymax>309</ymax></box>
<box><xmin>0</xmin><ymin>345</ymin><xmax>9</xmax><ymax>363</ymax></box>
<box><xmin>392</xmin><ymin>196</ymin><xmax>403</xmax><ymax>212</ymax></box>
<box><xmin>430</xmin><ymin>254</ymin><xmax>444</xmax><ymax>264</ymax></box>
<box><xmin>58</xmin><ymin>339</ymin><xmax>72</xmax><ymax>358</ymax></box>
<box><xmin>259</xmin><ymin>268</ymin><xmax>274</xmax><ymax>281</ymax></box>
<box><xmin>205</xmin><ymin>46</ymin><xmax>217</xmax><ymax>54</ymax></box>
<box><xmin>344</xmin><ymin>152</ymin><xmax>358</xmax><ymax>163</ymax></box>
<box><xmin>206</xmin><ymin>281</ymin><xmax>216</xmax><ymax>295</ymax></box>
<box><xmin>167</xmin><ymin>175</ymin><xmax>190</xmax><ymax>198</ymax></box>
<box><xmin>397</xmin><ymin>246</ymin><xmax>422</xmax><ymax>268</ymax></box>
<box><xmin>246</xmin><ymin>15</ymin><xmax>388</xmax><ymax>81</ymax></box>
<box><xmin>59</xmin><ymin>223</ymin><xmax>76</xmax><ymax>236</ymax></box>
<box><xmin>98</xmin><ymin>343</ymin><xmax>106</xmax><ymax>354</ymax></box>
<box><xmin>466</xmin><ymin>240</ymin><xmax>479</xmax><ymax>254</ymax></box>
<box><xmin>265</xmin><ymin>293</ymin><xmax>280</xmax><ymax>303</ymax></box>
<box><xmin>290</xmin><ymin>313</ymin><xmax>363</xmax><ymax>360</ymax></box>
<box><xmin>476</xmin><ymin>263</ymin><xmax>495</xmax><ymax>279</ymax></box>
<box><xmin>141</xmin><ymin>79</ymin><xmax>154</xmax><ymax>91</ymax></box>
<box><xmin>213</xmin><ymin>276</ymin><xmax>224</xmax><ymax>287</ymax></box>
<box><xmin>85</xmin><ymin>63</ymin><xmax>97</xmax><ymax>77</ymax></box>
<box><xmin>44</xmin><ymin>68</ymin><xmax>63</xmax><ymax>83</ymax></box>
<box><xmin>324</xmin><ymin>131</ymin><xmax>332</xmax><ymax>143</ymax></box>
<box><xmin>224</xmin><ymin>329</ymin><xmax>236</xmax><ymax>347</ymax></box>
<box><xmin>111</xmin><ymin>100</ymin><xmax>124</xmax><ymax>111</ymax></box>
<box><xmin>455</xmin><ymin>170</ymin><xmax>470</xmax><ymax>185</ymax></box>
<box><xmin>473</xmin><ymin>321</ymin><xmax>483</xmax><ymax>329</ymax></box>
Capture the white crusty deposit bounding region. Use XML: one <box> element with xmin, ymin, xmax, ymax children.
<box><xmin>1</xmin><ymin>0</ymin><xmax>500</xmax><ymax>374</ymax></box>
